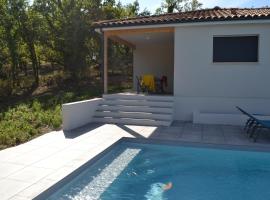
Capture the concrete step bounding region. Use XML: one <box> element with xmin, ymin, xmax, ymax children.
<box><xmin>92</xmin><ymin>117</ymin><xmax>172</xmax><ymax>126</ymax></box>
<box><xmin>95</xmin><ymin>110</ymin><xmax>172</xmax><ymax>121</ymax></box>
<box><xmin>97</xmin><ymin>105</ymin><xmax>173</xmax><ymax>114</ymax></box>
<box><xmin>100</xmin><ymin>99</ymin><xmax>173</xmax><ymax>108</ymax></box>
<box><xmin>103</xmin><ymin>93</ymin><xmax>173</xmax><ymax>102</ymax></box>
<box><xmin>94</xmin><ymin>93</ymin><xmax>174</xmax><ymax>127</ymax></box>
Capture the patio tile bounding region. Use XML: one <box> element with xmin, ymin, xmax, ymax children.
<box><xmin>32</xmin><ymin>156</ymin><xmax>71</xmax><ymax>170</ymax></box>
<box><xmin>155</xmin><ymin>134</ymin><xmax>180</xmax><ymax>140</ymax></box>
<box><xmin>0</xmin><ymin>178</ymin><xmax>31</xmax><ymax>200</ymax></box>
<box><xmin>171</xmin><ymin>121</ymin><xmax>186</xmax><ymax>127</ymax></box>
<box><xmin>62</xmin><ymin>150</ymin><xmax>105</xmax><ymax>170</ymax></box>
<box><xmin>221</xmin><ymin>125</ymin><xmax>243</xmax><ymax>133</ymax></box>
<box><xmin>33</xmin><ymin>149</ymin><xmax>84</xmax><ymax>169</ymax></box>
<box><xmin>9</xmin><ymin>195</ymin><xmax>30</xmax><ymax>200</ymax></box>
<box><xmin>254</xmin><ymin>131</ymin><xmax>270</xmax><ymax>144</ymax></box>
<box><xmin>31</xmin><ymin>146</ymin><xmax>64</xmax><ymax>157</ymax></box>
<box><xmin>105</xmin><ymin>131</ymin><xmax>131</xmax><ymax>139</ymax></box>
<box><xmin>15</xmin><ymin>179</ymin><xmax>57</xmax><ymax>199</ymax></box>
<box><xmin>94</xmin><ymin>124</ymin><xmax>124</xmax><ymax>134</ymax></box>
<box><xmin>203</xmin><ymin>124</ymin><xmax>223</xmax><ymax>133</ymax></box>
<box><xmin>181</xmin><ymin>132</ymin><xmax>202</xmax><ymax>142</ymax></box>
<box><xmin>154</xmin><ymin>127</ymin><xmax>182</xmax><ymax>140</ymax></box>
<box><xmin>67</xmin><ymin>142</ymin><xmax>99</xmax><ymax>151</ymax></box>
<box><xmin>8</xmin><ymin>166</ymin><xmax>53</xmax><ymax>184</ymax></box>
<box><xmin>0</xmin><ymin>151</ymin><xmax>20</xmax><ymax>162</ymax></box>
<box><xmin>140</xmin><ymin>126</ymin><xmax>159</xmax><ymax>138</ymax></box>
<box><xmin>224</xmin><ymin>130</ymin><xmax>246</xmax><ymax>136</ymax></box>
<box><xmin>203</xmin><ymin>130</ymin><xmax>224</xmax><ymax>137</ymax></box>
<box><xmin>45</xmin><ymin>166</ymin><xmax>76</xmax><ymax>181</ymax></box>
<box><xmin>47</xmin><ymin>141</ymin><xmax>74</xmax><ymax>149</ymax></box>
<box><xmin>184</xmin><ymin>123</ymin><xmax>203</xmax><ymax>132</ymax></box>
<box><xmin>158</xmin><ymin>126</ymin><xmax>182</xmax><ymax>134</ymax></box>
<box><xmin>202</xmin><ymin>126</ymin><xmax>225</xmax><ymax>144</ymax></box>
<box><xmin>26</xmin><ymin>133</ymin><xmax>56</xmax><ymax>146</ymax></box>
<box><xmin>65</xmin><ymin>150</ymin><xmax>104</xmax><ymax>169</ymax></box>
<box><xmin>0</xmin><ymin>163</ymin><xmax>25</xmax><ymax>178</ymax></box>
<box><xmin>75</xmin><ymin>135</ymin><xmax>106</xmax><ymax>145</ymax></box>
<box><xmin>7</xmin><ymin>144</ymin><xmax>39</xmax><ymax>154</ymax></box>
<box><xmin>6</xmin><ymin>153</ymin><xmax>44</xmax><ymax>166</ymax></box>
<box><xmin>1</xmin><ymin>122</ymin><xmax>270</xmax><ymax>199</ymax></box>
<box><xmin>224</xmin><ymin>132</ymin><xmax>251</xmax><ymax>145</ymax></box>
<box><xmin>124</xmin><ymin>125</ymin><xmax>146</xmax><ymax>133</ymax></box>
<box><xmin>182</xmin><ymin>130</ymin><xmax>202</xmax><ymax>136</ymax></box>
<box><xmin>0</xmin><ymin>145</ymin><xmax>38</xmax><ymax>162</ymax></box>
<box><xmin>202</xmin><ymin>135</ymin><xmax>226</xmax><ymax>144</ymax></box>
<box><xmin>148</xmin><ymin>131</ymin><xmax>162</xmax><ymax>139</ymax></box>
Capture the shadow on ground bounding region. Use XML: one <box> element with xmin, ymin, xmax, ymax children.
<box><xmin>63</xmin><ymin>121</ymin><xmax>270</xmax><ymax>146</ymax></box>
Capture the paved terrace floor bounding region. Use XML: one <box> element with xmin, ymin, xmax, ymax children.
<box><xmin>1</xmin><ymin>121</ymin><xmax>270</xmax><ymax>200</ymax></box>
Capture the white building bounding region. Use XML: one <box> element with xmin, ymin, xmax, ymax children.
<box><xmin>63</xmin><ymin>7</ymin><xmax>270</xmax><ymax>130</ymax></box>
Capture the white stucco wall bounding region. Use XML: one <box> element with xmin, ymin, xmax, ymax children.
<box><xmin>62</xmin><ymin>98</ymin><xmax>101</xmax><ymax>131</ymax></box>
<box><xmin>174</xmin><ymin>23</ymin><xmax>270</xmax><ymax>121</ymax></box>
<box><xmin>133</xmin><ymin>42</ymin><xmax>174</xmax><ymax>93</ymax></box>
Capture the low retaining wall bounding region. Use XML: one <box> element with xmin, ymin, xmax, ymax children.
<box><xmin>62</xmin><ymin>98</ymin><xmax>102</xmax><ymax>131</ymax></box>
<box><xmin>173</xmin><ymin>96</ymin><xmax>270</xmax><ymax>121</ymax></box>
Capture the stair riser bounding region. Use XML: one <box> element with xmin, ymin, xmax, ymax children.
<box><xmin>103</xmin><ymin>94</ymin><xmax>174</xmax><ymax>102</ymax></box>
<box><xmin>97</xmin><ymin>106</ymin><xmax>173</xmax><ymax>114</ymax></box>
<box><xmin>94</xmin><ymin>94</ymin><xmax>174</xmax><ymax>126</ymax></box>
<box><xmin>93</xmin><ymin>117</ymin><xmax>171</xmax><ymax>126</ymax></box>
<box><xmin>95</xmin><ymin>111</ymin><xmax>172</xmax><ymax>120</ymax></box>
<box><xmin>101</xmin><ymin>100</ymin><xmax>173</xmax><ymax>108</ymax></box>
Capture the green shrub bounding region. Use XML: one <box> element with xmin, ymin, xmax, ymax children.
<box><xmin>0</xmin><ymin>86</ymin><xmax>100</xmax><ymax>150</ymax></box>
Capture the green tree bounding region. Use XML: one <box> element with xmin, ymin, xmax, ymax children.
<box><xmin>184</xmin><ymin>0</ymin><xmax>203</xmax><ymax>11</ymax></box>
<box><xmin>0</xmin><ymin>0</ymin><xmax>42</xmax><ymax>87</ymax></box>
<box><xmin>125</xmin><ymin>0</ymin><xmax>140</xmax><ymax>17</ymax></box>
<box><xmin>124</xmin><ymin>0</ymin><xmax>151</xmax><ymax>17</ymax></box>
<box><xmin>34</xmin><ymin>0</ymin><xmax>101</xmax><ymax>79</ymax></box>
<box><xmin>156</xmin><ymin>0</ymin><xmax>202</xmax><ymax>14</ymax></box>
<box><xmin>10</xmin><ymin>0</ymin><xmax>41</xmax><ymax>85</ymax></box>
<box><xmin>0</xmin><ymin>0</ymin><xmax>20</xmax><ymax>85</ymax></box>
<box><xmin>139</xmin><ymin>8</ymin><xmax>151</xmax><ymax>16</ymax></box>
<box><xmin>0</xmin><ymin>0</ymin><xmax>147</xmax><ymax>95</ymax></box>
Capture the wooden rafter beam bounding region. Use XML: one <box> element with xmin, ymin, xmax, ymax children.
<box><xmin>104</xmin><ymin>27</ymin><xmax>174</xmax><ymax>37</ymax></box>
<box><xmin>109</xmin><ymin>35</ymin><xmax>136</xmax><ymax>49</ymax></box>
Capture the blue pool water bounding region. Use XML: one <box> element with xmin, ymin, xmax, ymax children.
<box><xmin>46</xmin><ymin>141</ymin><xmax>270</xmax><ymax>200</ymax></box>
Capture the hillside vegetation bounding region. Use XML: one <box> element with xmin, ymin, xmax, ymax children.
<box><xmin>0</xmin><ymin>0</ymin><xmax>201</xmax><ymax>149</ymax></box>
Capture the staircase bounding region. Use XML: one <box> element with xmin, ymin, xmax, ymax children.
<box><xmin>93</xmin><ymin>93</ymin><xmax>174</xmax><ymax>126</ymax></box>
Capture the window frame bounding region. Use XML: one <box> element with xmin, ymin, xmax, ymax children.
<box><xmin>212</xmin><ymin>35</ymin><xmax>259</xmax><ymax>63</ymax></box>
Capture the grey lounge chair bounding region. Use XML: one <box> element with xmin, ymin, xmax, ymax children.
<box><xmin>236</xmin><ymin>106</ymin><xmax>270</xmax><ymax>142</ymax></box>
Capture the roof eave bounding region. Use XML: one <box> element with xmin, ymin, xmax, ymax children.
<box><xmin>94</xmin><ymin>16</ymin><xmax>270</xmax><ymax>30</ymax></box>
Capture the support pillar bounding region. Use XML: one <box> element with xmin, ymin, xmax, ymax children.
<box><xmin>103</xmin><ymin>33</ymin><xmax>108</xmax><ymax>94</ymax></box>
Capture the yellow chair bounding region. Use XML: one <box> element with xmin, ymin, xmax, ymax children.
<box><xmin>142</xmin><ymin>75</ymin><xmax>155</xmax><ymax>92</ymax></box>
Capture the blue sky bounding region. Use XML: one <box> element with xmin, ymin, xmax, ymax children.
<box><xmin>121</xmin><ymin>0</ymin><xmax>270</xmax><ymax>12</ymax></box>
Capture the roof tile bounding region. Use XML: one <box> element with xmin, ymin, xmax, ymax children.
<box><xmin>94</xmin><ymin>7</ymin><xmax>270</xmax><ymax>28</ymax></box>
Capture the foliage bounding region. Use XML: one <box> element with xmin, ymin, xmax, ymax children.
<box><xmin>0</xmin><ymin>0</ymin><xmax>201</xmax><ymax>149</ymax></box>
<box><xmin>0</xmin><ymin>0</ymin><xmax>41</xmax><ymax>86</ymax></box>
<box><xmin>0</xmin><ymin>0</ymin><xmax>150</xmax><ymax>96</ymax></box>
<box><xmin>0</xmin><ymin>82</ymin><xmax>101</xmax><ymax>150</ymax></box>
<box><xmin>156</xmin><ymin>0</ymin><xmax>203</xmax><ymax>14</ymax></box>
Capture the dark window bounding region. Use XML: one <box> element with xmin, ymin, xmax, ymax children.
<box><xmin>213</xmin><ymin>36</ymin><xmax>258</xmax><ymax>62</ymax></box>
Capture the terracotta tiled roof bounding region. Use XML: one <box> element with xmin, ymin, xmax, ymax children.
<box><xmin>94</xmin><ymin>7</ymin><xmax>270</xmax><ymax>28</ymax></box>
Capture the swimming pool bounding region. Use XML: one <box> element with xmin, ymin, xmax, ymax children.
<box><xmin>36</xmin><ymin>139</ymin><xmax>270</xmax><ymax>200</ymax></box>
